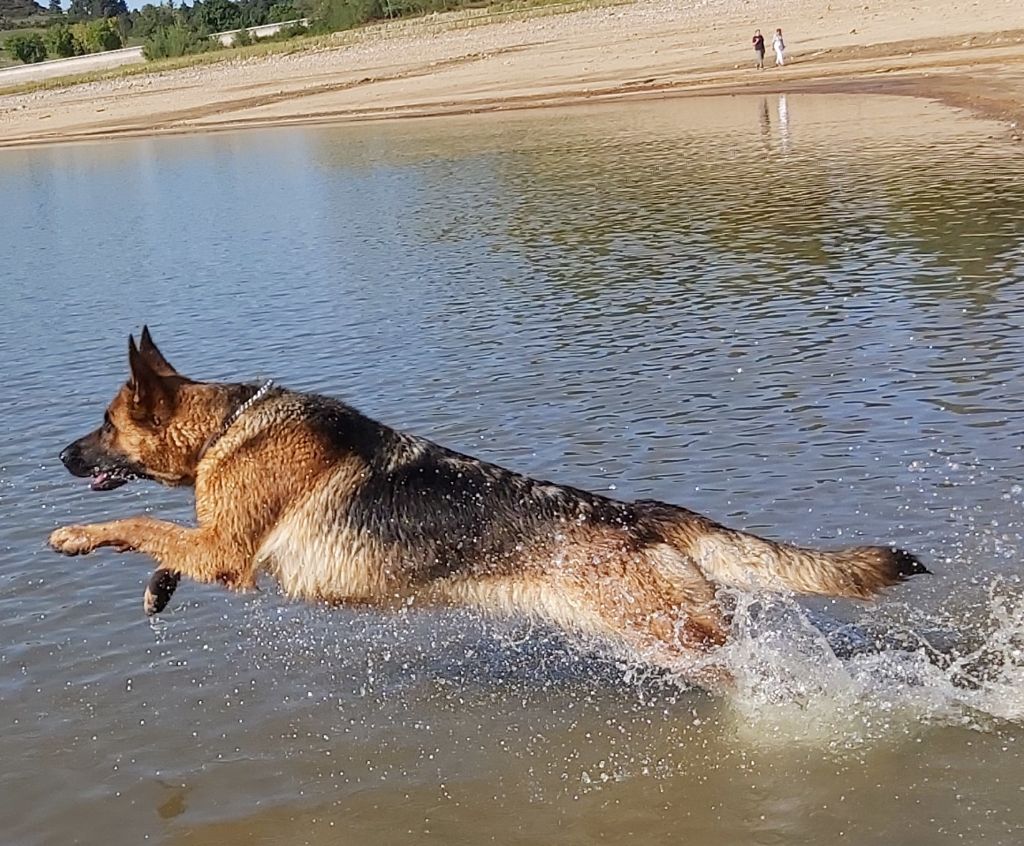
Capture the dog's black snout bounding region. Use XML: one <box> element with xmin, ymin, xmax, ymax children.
<box><xmin>59</xmin><ymin>441</ymin><xmax>88</xmax><ymax>475</ymax></box>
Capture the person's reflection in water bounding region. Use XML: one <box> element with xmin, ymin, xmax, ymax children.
<box><xmin>759</xmin><ymin>97</ymin><xmax>772</xmax><ymax>154</ymax></box>
<box><xmin>778</xmin><ymin>94</ymin><xmax>791</xmax><ymax>154</ymax></box>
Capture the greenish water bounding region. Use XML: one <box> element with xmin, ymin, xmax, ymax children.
<box><xmin>1</xmin><ymin>94</ymin><xmax>1023</xmax><ymax>845</ymax></box>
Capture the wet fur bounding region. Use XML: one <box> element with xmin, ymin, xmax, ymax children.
<box><xmin>50</xmin><ymin>329</ymin><xmax>927</xmax><ymax>690</ymax></box>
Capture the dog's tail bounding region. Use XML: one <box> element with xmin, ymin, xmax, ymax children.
<box><xmin>640</xmin><ymin>502</ymin><xmax>928</xmax><ymax>600</ymax></box>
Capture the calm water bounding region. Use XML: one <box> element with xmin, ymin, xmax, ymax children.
<box><xmin>2</xmin><ymin>94</ymin><xmax>1024</xmax><ymax>845</ymax></box>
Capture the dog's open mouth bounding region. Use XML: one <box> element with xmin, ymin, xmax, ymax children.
<box><xmin>90</xmin><ymin>470</ymin><xmax>132</xmax><ymax>491</ymax></box>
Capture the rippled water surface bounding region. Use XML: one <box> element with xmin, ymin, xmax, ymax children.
<box><xmin>2</xmin><ymin>95</ymin><xmax>1024</xmax><ymax>845</ymax></box>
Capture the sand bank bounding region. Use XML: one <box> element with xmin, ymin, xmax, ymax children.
<box><xmin>0</xmin><ymin>0</ymin><xmax>1021</xmax><ymax>148</ymax></box>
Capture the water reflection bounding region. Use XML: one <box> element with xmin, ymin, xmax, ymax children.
<box><xmin>778</xmin><ymin>93</ymin><xmax>790</xmax><ymax>153</ymax></box>
<box><xmin>759</xmin><ymin>96</ymin><xmax>771</xmax><ymax>154</ymax></box>
<box><xmin>295</xmin><ymin>97</ymin><xmax>1024</xmax><ymax>301</ymax></box>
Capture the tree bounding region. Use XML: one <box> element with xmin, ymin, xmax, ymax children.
<box><xmin>5</xmin><ymin>33</ymin><xmax>48</xmax><ymax>63</ymax></box>
<box><xmin>48</xmin><ymin>0</ymin><xmax>63</xmax><ymax>14</ymax></box>
<box><xmin>132</xmin><ymin>3</ymin><xmax>176</xmax><ymax>38</ymax></box>
<box><xmin>267</xmin><ymin>2</ymin><xmax>298</xmax><ymax>21</ymax></box>
<box><xmin>192</xmin><ymin>0</ymin><xmax>242</xmax><ymax>33</ymax></box>
<box><xmin>67</xmin><ymin>0</ymin><xmax>128</xmax><ymax>19</ymax></box>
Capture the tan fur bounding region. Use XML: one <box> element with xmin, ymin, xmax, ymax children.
<box><xmin>257</xmin><ymin>469</ymin><xmax>392</xmax><ymax>603</ymax></box>
<box><xmin>49</xmin><ymin>329</ymin><xmax>925</xmax><ymax>692</ymax></box>
<box><xmin>643</xmin><ymin>505</ymin><xmax>916</xmax><ymax>600</ymax></box>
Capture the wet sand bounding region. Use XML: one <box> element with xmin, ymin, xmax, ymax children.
<box><xmin>0</xmin><ymin>0</ymin><xmax>1021</xmax><ymax>148</ymax></box>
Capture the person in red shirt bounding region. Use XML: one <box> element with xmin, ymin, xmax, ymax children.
<box><xmin>752</xmin><ymin>30</ymin><xmax>766</xmax><ymax>69</ymax></box>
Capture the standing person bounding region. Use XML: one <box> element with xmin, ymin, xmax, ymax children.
<box><xmin>772</xmin><ymin>28</ymin><xmax>786</xmax><ymax>66</ymax></box>
<box><xmin>752</xmin><ymin>29</ymin><xmax>765</xmax><ymax>69</ymax></box>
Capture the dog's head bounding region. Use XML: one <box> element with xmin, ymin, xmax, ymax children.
<box><xmin>60</xmin><ymin>327</ymin><xmax>214</xmax><ymax>490</ymax></box>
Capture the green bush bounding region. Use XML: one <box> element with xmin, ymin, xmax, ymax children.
<box><xmin>314</xmin><ymin>0</ymin><xmax>381</xmax><ymax>32</ymax></box>
<box><xmin>80</xmin><ymin>18</ymin><xmax>122</xmax><ymax>51</ymax></box>
<box><xmin>231</xmin><ymin>24</ymin><xmax>252</xmax><ymax>45</ymax></box>
<box><xmin>68</xmin><ymin>22</ymin><xmax>89</xmax><ymax>50</ymax></box>
<box><xmin>278</xmin><ymin>21</ymin><xmax>309</xmax><ymax>36</ymax></box>
<box><xmin>143</xmin><ymin>22</ymin><xmax>218</xmax><ymax>59</ymax></box>
<box><xmin>311</xmin><ymin>0</ymin><xmax>454</xmax><ymax>33</ymax></box>
<box><xmin>45</xmin><ymin>23</ymin><xmax>83</xmax><ymax>58</ymax></box>
<box><xmin>5</xmin><ymin>32</ymin><xmax>48</xmax><ymax>63</ymax></box>
<box><xmin>97</xmin><ymin>18</ymin><xmax>122</xmax><ymax>50</ymax></box>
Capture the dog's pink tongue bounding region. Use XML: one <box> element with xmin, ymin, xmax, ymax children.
<box><xmin>90</xmin><ymin>472</ymin><xmax>111</xmax><ymax>491</ymax></box>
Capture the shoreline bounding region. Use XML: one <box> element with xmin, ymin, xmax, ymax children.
<box><xmin>1</xmin><ymin>0</ymin><xmax>1022</xmax><ymax>149</ymax></box>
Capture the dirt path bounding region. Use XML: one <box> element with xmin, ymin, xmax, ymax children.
<box><xmin>0</xmin><ymin>0</ymin><xmax>1021</xmax><ymax>148</ymax></box>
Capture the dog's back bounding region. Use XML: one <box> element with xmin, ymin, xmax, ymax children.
<box><xmin>237</xmin><ymin>390</ymin><xmax>924</xmax><ymax>599</ymax></box>
<box><xmin>243</xmin><ymin>390</ymin><xmax>646</xmax><ymax>597</ymax></box>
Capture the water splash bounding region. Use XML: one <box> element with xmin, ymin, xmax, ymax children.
<box><xmin>145</xmin><ymin>569</ymin><xmax>1024</xmax><ymax>764</ymax></box>
<box><xmin>717</xmin><ymin>582</ymin><xmax>1024</xmax><ymax>749</ymax></box>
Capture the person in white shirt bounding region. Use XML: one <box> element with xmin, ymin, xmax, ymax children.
<box><xmin>773</xmin><ymin>28</ymin><xmax>786</xmax><ymax>66</ymax></box>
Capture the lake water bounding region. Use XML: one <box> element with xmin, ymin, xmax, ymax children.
<box><xmin>1</xmin><ymin>94</ymin><xmax>1024</xmax><ymax>845</ymax></box>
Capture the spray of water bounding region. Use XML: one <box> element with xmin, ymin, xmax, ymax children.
<box><xmin>714</xmin><ymin>581</ymin><xmax>1024</xmax><ymax>749</ymax></box>
<box><xmin>147</xmin><ymin>567</ymin><xmax>1024</xmax><ymax>764</ymax></box>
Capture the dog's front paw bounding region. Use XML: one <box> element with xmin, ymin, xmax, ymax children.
<box><xmin>144</xmin><ymin>569</ymin><xmax>181</xmax><ymax>616</ymax></box>
<box><xmin>49</xmin><ymin>525</ymin><xmax>102</xmax><ymax>556</ymax></box>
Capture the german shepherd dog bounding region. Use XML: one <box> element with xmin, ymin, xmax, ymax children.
<box><xmin>50</xmin><ymin>328</ymin><xmax>927</xmax><ymax>689</ymax></box>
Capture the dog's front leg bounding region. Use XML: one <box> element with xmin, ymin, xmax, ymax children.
<box><xmin>49</xmin><ymin>517</ymin><xmax>254</xmax><ymax>589</ymax></box>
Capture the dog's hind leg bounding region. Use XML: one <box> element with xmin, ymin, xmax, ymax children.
<box><xmin>555</xmin><ymin>547</ymin><xmax>731</xmax><ymax>692</ymax></box>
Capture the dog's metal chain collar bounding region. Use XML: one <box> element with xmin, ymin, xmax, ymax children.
<box><xmin>199</xmin><ymin>379</ymin><xmax>275</xmax><ymax>461</ymax></box>
<box><xmin>225</xmin><ymin>378</ymin><xmax>275</xmax><ymax>430</ymax></box>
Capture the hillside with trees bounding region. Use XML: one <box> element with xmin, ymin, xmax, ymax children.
<box><xmin>0</xmin><ymin>0</ymin><xmax>47</xmax><ymax>18</ymax></box>
<box><xmin>4</xmin><ymin>0</ymin><xmax>493</xmax><ymax>65</ymax></box>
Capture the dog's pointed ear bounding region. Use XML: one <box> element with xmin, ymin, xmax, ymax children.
<box><xmin>128</xmin><ymin>334</ymin><xmax>173</xmax><ymax>419</ymax></box>
<box><xmin>139</xmin><ymin>325</ymin><xmax>178</xmax><ymax>376</ymax></box>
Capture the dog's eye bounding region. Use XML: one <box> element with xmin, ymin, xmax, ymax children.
<box><xmin>102</xmin><ymin>412</ymin><xmax>115</xmax><ymax>433</ymax></box>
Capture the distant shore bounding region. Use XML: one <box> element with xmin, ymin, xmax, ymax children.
<box><xmin>0</xmin><ymin>0</ymin><xmax>1021</xmax><ymax>149</ymax></box>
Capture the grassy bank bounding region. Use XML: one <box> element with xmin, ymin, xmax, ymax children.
<box><xmin>0</xmin><ymin>33</ymin><xmax>335</xmax><ymax>96</ymax></box>
<box><xmin>0</xmin><ymin>0</ymin><xmax>624</xmax><ymax>96</ymax></box>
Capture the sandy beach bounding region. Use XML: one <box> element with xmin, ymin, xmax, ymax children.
<box><xmin>0</xmin><ymin>0</ymin><xmax>1021</xmax><ymax>148</ymax></box>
